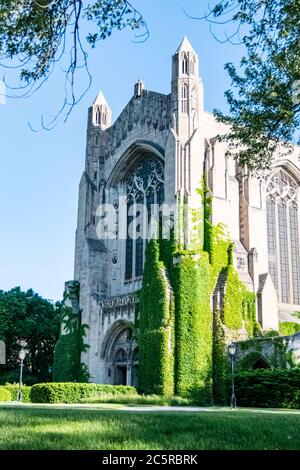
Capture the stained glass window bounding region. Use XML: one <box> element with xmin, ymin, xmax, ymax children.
<box><xmin>266</xmin><ymin>198</ymin><xmax>278</xmax><ymax>290</ymax></box>
<box><xmin>278</xmin><ymin>201</ymin><xmax>289</xmax><ymax>303</ymax></box>
<box><xmin>124</xmin><ymin>155</ymin><xmax>164</xmax><ymax>280</ymax></box>
<box><xmin>266</xmin><ymin>169</ymin><xmax>299</xmax><ymax>304</ymax></box>
<box><xmin>290</xmin><ymin>205</ymin><xmax>300</xmax><ymax>304</ymax></box>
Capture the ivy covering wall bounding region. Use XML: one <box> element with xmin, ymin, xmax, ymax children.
<box><xmin>172</xmin><ymin>251</ymin><xmax>212</xmax><ymax>402</ymax></box>
<box><xmin>138</xmin><ymin>240</ymin><xmax>174</xmax><ymax>396</ymax></box>
<box><xmin>138</xmin><ymin>177</ymin><xmax>260</xmax><ymax>403</ymax></box>
<box><xmin>53</xmin><ymin>283</ymin><xmax>89</xmax><ymax>383</ymax></box>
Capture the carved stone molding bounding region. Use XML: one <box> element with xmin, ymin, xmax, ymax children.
<box><xmin>100</xmin><ymin>293</ymin><xmax>139</xmax><ymax>325</ymax></box>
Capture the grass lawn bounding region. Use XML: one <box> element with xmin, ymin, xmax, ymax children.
<box><xmin>0</xmin><ymin>405</ymin><xmax>299</xmax><ymax>450</ymax></box>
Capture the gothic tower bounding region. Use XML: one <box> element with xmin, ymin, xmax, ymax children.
<box><xmin>171</xmin><ymin>37</ymin><xmax>205</xmax><ymax>245</ymax></box>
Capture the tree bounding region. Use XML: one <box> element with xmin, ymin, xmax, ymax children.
<box><xmin>0</xmin><ymin>0</ymin><xmax>146</xmax><ymax>125</ymax></box>
<box><xmin>0</xmin><ymin>287</ymin><xmax>60</xmax><ymax>384</ymax></box>
<box><xmin>197</xmin><ymin>0</ymin><xmax>300</xmax><ymax>172</ymax></box>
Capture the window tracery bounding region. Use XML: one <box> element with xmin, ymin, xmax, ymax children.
<box><xmin>266</xmin><ymin>169</ymin><xmax>300</xmax><ymax>304</ymax></box>
<box><xmin>124</xmin><ymin>155</ymin><xmax>164</xmax><ymax>280</ymax></box>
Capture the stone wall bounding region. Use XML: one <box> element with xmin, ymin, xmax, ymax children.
<box><xmin>235</xmin><ymin>331</ymin><xmax>300</xmax><ymax>370</ymax></box>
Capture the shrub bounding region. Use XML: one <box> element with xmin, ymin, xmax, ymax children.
<box><xmin>0</xmin><ymin>370</ymin><xmax>38</xmax><ymax>386</ymax></box>
<box><xmin>0</xmin><ymin>387</ymin><xmax>11</xmax><ymax>402</ymax></box>
<box><xmin>80</xmin><ymin>393</ymin><xmax>194</xmax><ymax>406</ymax></box>
<box><xmin>279</xmin><ymin>322</ymin><xmax>300</xmax><ymax>336</ymax></box>
<box><xmin>30</xmin><ymin>382</ymin><xmax>137</xmax><ymax>403</ymax></box>
<box><xmin>235</xmin><ymin>368</ymin><xmax>300</xmax><ymax>409</ymax></box>
<box><xmin>1</xmin><ymin>384</ymin><xmax>32</xmax><ymax>402</ymax></box>
<box><xmin>263</xmin><ymin>329</ymin><xmax>280</xmax><ymax>338</ymax></box>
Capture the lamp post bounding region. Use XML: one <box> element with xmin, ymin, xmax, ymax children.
<box><xmin>228</xmin><ymin>342</ymin><xmax>236</xmax><ymax>410</ymax></box>
<box><xmin>17</xmin><ymin>349</ymin><xmax>26</xmax><ymax>402</ymax></box>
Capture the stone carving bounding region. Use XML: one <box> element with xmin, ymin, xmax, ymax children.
<box><xmin>104</xmin><ymin>92</ymin><xmax>171</xmax><ymax>160</ymax></box>
<box><xmin>100</xmin><ymin>293</ymin><xmax>138</xmax><ymax>323</ymax></box>
<box><xmin>237</xmin><ymin>256</ymin><xmax>246</xmax><ymax>271</ymax></box>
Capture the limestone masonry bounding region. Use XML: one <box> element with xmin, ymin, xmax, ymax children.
<box><xmin>67</xmin><ymin>38</ymin><xmax>300</xmax><ymax>385</ymax></box>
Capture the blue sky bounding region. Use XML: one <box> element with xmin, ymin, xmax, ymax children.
<box><xmin>0</xmin><ymin>0</ymin><xmax>244</xmax><ymax>302</ymax></box>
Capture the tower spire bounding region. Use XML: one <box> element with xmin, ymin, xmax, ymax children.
<box><xmin>89</xmin><ymin>90</ymin><xmax>112</xmax><ymax>129</ymax></box>
<box><xmin>172</xmin><ymin>36</ymin><xmax>200</xmax><ymax>80</ymax></box>
<box><xmin>171</xmin><ymin>36</ymin><xmax>204</xmax><ymax>139</ymax></box>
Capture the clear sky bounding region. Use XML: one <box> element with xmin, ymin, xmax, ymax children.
<box><xmin>0</xmin><ymin>0</ymin><xmax>244</xmax><ymax>302</ymax></box>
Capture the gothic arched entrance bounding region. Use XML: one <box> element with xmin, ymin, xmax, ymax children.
<box><xmin>100</xmin><ymin>320</ymin><xmax>138</xmax><ymax>386</ymax></box>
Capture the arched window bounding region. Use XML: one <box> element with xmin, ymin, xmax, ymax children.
<box><xmin>182</xmin><ymin>53</ymin><xmax>189</xmax><ymax>74</ymax></box>
<box><xmin>102</xmin><ymin>108</ymin><xmax>107</xmax><ymax>125</ymax></box>
<box><xmin>95</xmin><ymin>105</ymin><xmax>107</xmax><ymax>126</ymax></box>
<box><xmin>124</xmin><ymin>155</ymin><xmax>164</xmax><ymax>280</ymax></box>
<box><xmin>266</xmin><ymin>169</ymin><xmax>300</xmax><ymax>304</ymax></box>
<box><xmin>95</xmin><ymin>107</ymin><xmax>100</xmax><ymax>125</ymax></box>
<box><xmin>181</xmin><ymin>83</ymin><xmax>188</xmax><ymax>113</ymax></box>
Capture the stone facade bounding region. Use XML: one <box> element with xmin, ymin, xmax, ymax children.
<box><xmin>69</xmin><ymin>37</ymin><xmax>300</xmax><ymax>384</ymax></box>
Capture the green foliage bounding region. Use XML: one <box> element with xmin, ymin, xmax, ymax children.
<box><xmin>30</xmin><ymin>382</ymin><xmax>136</xmax><ymax>404</ymax></box>
<box><xmin>0</xmin><ymin>369</ymin><xmax>38</xmax><ymax>386</ymax></box>
<box><xmin>139</xmin><ymin>240</ymin><xmax>174</xmax><ymax>396</ymax></box>
<box><xmin>223</xmin><ymin>267</ymin><xmax>259</xmax><ymax>337</ymax></box>
<box><xmin>0</xmin><ymin>1</ymin><xmax>146</xmax><ymax>123</ymax></box>
<box><xmin>236</xmin><ymin>368</ymin><xmax>300</xmax><ymax>409</ymax></box>
<box><xmin>197</xmin><ymin>176</ymin><xmax>230</xmax><ymax>278</ymax></box>
<box><xmin>196</xmin><ymin>177</ymin><xmax>212</xmax><ymax>256</ymax></box>
<box><xmin>1</xmin><ymin>384</ymin><xmax>32</xmax><ymax>402</ymax></box>
<box><xmin>212</xmin><ymin>308</ymin><xmax>227</xmax><ymax>404</ymax></box>
<box><xmin>139</xmin><ymin>178</ymin><xmax>259</xmax><ymax>404</ymax></box>
<box><xmin>0</xmin><ymin>287</ymin><xmax>60</xmax><ymax>384</ymax></box>
<box><xmin>209</xmin><ymin>0</ymin><xmax>300</xmax><ymax>172</ymax></box>
<box><xmin>243</xmin><ymin>292</ymin><xmax>260</xmax><ymax>338</ymax></box>
<box><xmin>173</xmin><ymin>252</ymin><xmax>213</xmax><ymax>403</ymax></box>
<box><xmin>52</xmin><ymin>331</ymin><xmax>88</xmax><ymax>383</ymax></box>
<box><xmin>1</xmin><ymin>408</ymin><xmax>300</xmax><ymax>450</ymax></box>
<box><xmin>53</xmin><ymin>284</ymin><xmax>89</xmax><ymax>383</ymax></box>
<box><xmin>237</xmin><ymin>335</ymin><xmax>289</xmax><ymax>370</ymax></box>
<box><xmin>212</xmin><ymin>256</ymin><xmax>258</xmax><ymax>404</ymax></box>
<box><xmin>223</xmin><ymin>267</ymin><xmax>244</xmax><ymax>330</ymax></box>
<box><xmin>80</xmin><ymin>394</ymin><xmax>194</xmax><ymax>406</ymax></box>
<box><xmin>264</xmin><ymin>329</ymin><xmax>280</xmax><ymax>338</ymax></box>
<box><xmin>0</xmin><ymin>387</ymin><xmax>11</xmax><ymax>402</ymax></box>
<box><xmin>279</xmin><ymin>322</ymin><xmax>300</xmax><ymax>336</ymax></box>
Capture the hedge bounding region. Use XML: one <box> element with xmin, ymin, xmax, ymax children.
<box><xmin>30</xmin><ymin>383</ymin><xmax>137</xmax><ymax>403</ymax></box>
<box><xmin>1</xmin><ymin>385</ymin><xmax>32</xmax><ymax>402</ymax></box>
<box><xmin>235</xmin><ymin>368</ymin><xmax>300</xmax><ymax>409</ymax></box>
<box><xmin>0</xmin><ymin>387</ymin><xmax>11</xmax><ymax>402</ymax></box>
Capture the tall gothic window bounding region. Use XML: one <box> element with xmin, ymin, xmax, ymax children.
<box><xmin>182</xmin><ymin>54</ymin><xmax>189</xmax><ymax>74</ymax></box>
<box><xmin>181</xmin><ymin>83</ymin><xmax>188</xmax><ymax>113</ymax></box>
<box><xmin>95</xmin><ymin>107</ymin><xmax>100</xmax><ymax>125</ymax></box>
<box><xmin>124</xmin><ymin>155</ymin><xmax>164</xmax><ymax>280</ymax></box>
<box><xmin>266</xmin><ymin>169</ymin><xmax>300</xmax><ymax>304</ymax></box>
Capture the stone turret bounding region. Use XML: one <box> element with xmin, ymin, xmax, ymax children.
<box><xmin>88</xmin><ymin>90</ymin><xmax>112</xmax><ymax>130</ymax></box>
<box><xmin>171</xmin><ymin>36</ymin><xmax>204</xmax><ymax>140</ymax></box>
